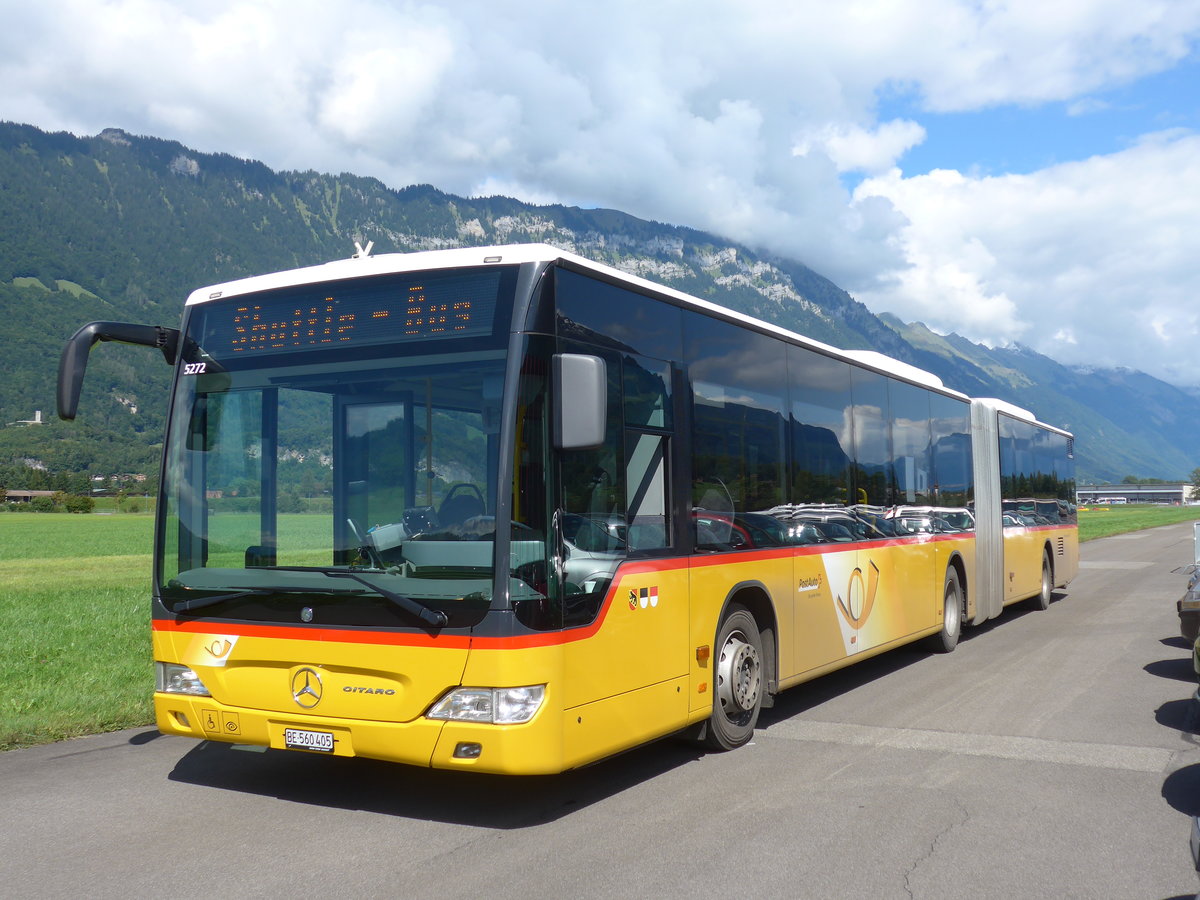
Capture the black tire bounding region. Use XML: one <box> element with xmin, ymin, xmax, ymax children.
<box><xmin>703</xmin><ymin>605</ymin><xmax>764</xmax><ymax>751</ymax></box>
<box><xmin>1030</xmin><ymin>551</ymin><xmax>1053</xmax><ymax>611</ymax></box>
<box><xmin>927</xmin><ymin>567</ymin><xmax>963</xmax><ymax>653</ymax></box>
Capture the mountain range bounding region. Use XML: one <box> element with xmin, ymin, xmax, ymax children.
<box><xmin>0</xmin><ymin>120</ymin><xmax>1195</xmax><ymax>486</ymax></box>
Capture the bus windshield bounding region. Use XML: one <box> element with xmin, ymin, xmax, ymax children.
<box><xmin>156</xmin><ymin>266</ymin><xmax>540</xmax><ymax>629</ymax></box>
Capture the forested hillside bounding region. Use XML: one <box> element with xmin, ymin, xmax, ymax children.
<box><xmin>0</xmin><ymin>120</ymin><xmax>1196</xmax><ymax>486</ymax></box>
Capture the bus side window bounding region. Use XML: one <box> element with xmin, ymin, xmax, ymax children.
<box><xmin>623</xmin><ymin>355</ymin><xmax>674</xmax><ymax>553</ymax></box>
<box><xmin>626</xmin><ymin>431</ymin><xmax>669</xmax><ymax>551</ymax></box>
<box><xmin>556</xmin><ymin>345</ymin><xmax>625</xmax><ymax>626</ymax></box>
<box><xmin>558</xmin><ymin>346</ymin><xmax>623</xmax><ymax>525</ymax></box>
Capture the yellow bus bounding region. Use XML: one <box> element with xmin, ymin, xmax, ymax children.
<box><xmin>57</xmin><ymin>243</ymin><xmax>1078</xmax><ymax>774</ymax></box>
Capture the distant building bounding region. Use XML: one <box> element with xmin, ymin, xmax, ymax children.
<box><xmin>7</xmin><ymin>410</ymin><xmax>44</xmax><ymax>426</ymax></box>
<box><xmin>4</xmin><ymin>489</ymin><xmax>56</xmax><ymax>503</ymax></box>
<box><xmin>1077</xmin><ymin>483</ymin><xmax>1191</xmax><ymax>505</ymax></box>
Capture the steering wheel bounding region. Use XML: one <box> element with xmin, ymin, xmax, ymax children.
<box><xmin>443</xmin><ymin>482</ymin><xmax>484</xmax><ymax>505</ymax></box>
<box><xmin>438</xmin><ymin>482</ymin><xmax>486</xmax><ymax>526</ymax></box>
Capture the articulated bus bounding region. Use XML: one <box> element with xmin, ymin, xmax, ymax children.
<box><xmin>57</xmin><ymin>243</ymin><xmax>1078</xmax><ymax>774</ymax></box>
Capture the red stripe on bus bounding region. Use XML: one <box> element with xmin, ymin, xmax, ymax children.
<box><xmin>152</xmin><ymin>618</ymin><xmax>474</xmax><ymax>648</ymax></box>
<box><xmin>151</xmin><ymin>558</ymin><xmax>681</xmax><ymax>650</ymax></box>
<box><xmin>1004</xmin><ymin>524</ymin><xmax>1077</xmax><ymax>534</ymax></box>
<box><xmin>152</xmin><ymin>534</ymin><xmax>979</xmax><ymax>650</ymax></box>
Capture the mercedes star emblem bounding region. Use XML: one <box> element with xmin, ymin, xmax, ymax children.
<box><xmin>291</xmin><ymin>667</ymin><xmax>323</xmax><ymax>709</ymax></box>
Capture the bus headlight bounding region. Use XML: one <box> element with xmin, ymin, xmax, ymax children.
<box><xmin>427</xmin><ymin>686</ymin><xmax>545</xmax><ymax>724</ymax></box>
<box><xmin>155</xmin><ymin>662</ymin><xmax>212</xmax><ymax>696</ymax></box>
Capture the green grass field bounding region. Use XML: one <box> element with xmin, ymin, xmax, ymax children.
<box><xmin>0</xmin><ymin>514</ymin><xmax>156</xmax><ymax>749</ymax></box>
<box><xmin>1076</xmin><ymin>503</ymin><xmax>1200</xmax><ymax>541</ymax></box>
<box><xmin>91</xmin><ymin>495</ymin><xmax>157</xmax><ymax>514</ymax></box>
<box><xmin>2</xmin><ymin>504</ymin><xmax>1197</xmax><ymax>750</ymax></box>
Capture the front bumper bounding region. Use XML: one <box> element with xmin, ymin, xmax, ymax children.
<box><xmin>154</xmin><ymin>691</ymin><xmax>566</xmax><ymax>774</ymax></box>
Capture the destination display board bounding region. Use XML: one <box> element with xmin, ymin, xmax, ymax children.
<box><xmin>190</xmin><ymin>268</ymin><xmax>505</xmax><ymax>358</ymax></box>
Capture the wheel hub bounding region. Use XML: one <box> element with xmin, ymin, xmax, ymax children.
<box><xmin>945</xmin><ymin>585</ymin><xmax>960</xmax><ymax>634</ymax></box>
<box><xmin>716</xmin><ymin>634</ymin><xmax>761</xmax><ymax>714</ymax></box>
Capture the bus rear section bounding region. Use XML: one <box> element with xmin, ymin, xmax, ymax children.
<box><xmin>970</xmin><ymin>399</ymin><xmax>1079</xmax><ymax>620</ymax></box>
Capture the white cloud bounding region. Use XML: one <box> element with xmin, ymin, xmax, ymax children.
<box><xmin>1</xmin><ymin>0</ymin><xmax>1200</xmax><ymax>381</ymax></box>
<box><xmin>877</xmin><ymin>0</ymin><xmax>1200</xmax><ymax>110</ymax></box>
<box><xmin>795</xmin><ymin>119</ymin><xmax>927</xmax><ymax>174</ymax></box>
<box><xmin>855</xmin><ymin>130</ymin><xmax>1200</xmax><ymax>382</ymax></box>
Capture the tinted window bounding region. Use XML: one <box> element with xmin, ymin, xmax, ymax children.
<box><xmin>626</xmin><ymin>431</ymin><xmax>670</xmax><ymax>550</ymax></box>
<box><xmin>557</xmin><ymin>341</ymin><xmax>625</xmax><ymax>523</ymax></box>
<box><xmin>555</xmin><ymin>268</ymin><xmax>683</xmax><ymax>360</ymax></box>
<box><xmin>930</xmin><ymin>394</ymin><xmax>972</xmax><ymax>507</ymax></box>
<box><xmin>554</xmin><ymin>340</ymin><xmax>626</xmax><ymax>628</ymax></box>
<box><xmin>889</xmin><ymin>379</ymin><xmax>933</xmax><ymax>507</ymax></box>
<box><xmin>999</xmin><ymin>416</ymin><xmax>1076</xmax><ymax>524</ymax></box>
<box><xmin>624</xmin><ymin>354</ymin><xmax>672</xmax><ymax>429</ymax></box>
<box><xmin>788</xmin><ymin>346</ymin><xmax>853</xmax><ymax>506</ymax></box>
<box><xmin>686</xmin><ymin>313</ymin><xmax>787</xmax><ymax>515</ymax></box>
<box><xmin>850</xmin><ymin>368</ymin><xmax>892</xmax><ymax>507</ymax></box>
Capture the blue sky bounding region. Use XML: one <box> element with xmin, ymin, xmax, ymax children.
<box><xmin>883</xmin><ymin>56</ymin><xmax>1200</xmax><ymax>178</ymax></box>
<box><xmin>2</xmin><ymin>0</ymin><xmax>1200</xmax><ymax>385</ymax></box>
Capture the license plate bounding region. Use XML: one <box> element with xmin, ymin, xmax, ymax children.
<box><xmin>284</xmin><ymin>727</ymin><xmax>335</xmax><ymax>753</ymax></box>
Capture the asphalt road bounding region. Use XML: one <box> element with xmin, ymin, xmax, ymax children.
<box><xmin>4</xmin><ymin>523</ymin><xmax>1200</xmax><ymax>899</ymax></box>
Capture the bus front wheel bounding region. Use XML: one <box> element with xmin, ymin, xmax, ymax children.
<box><xmin>703</xmin><ymin>605</ymin><xmax>763</xmax><ymax>751</ymax></box>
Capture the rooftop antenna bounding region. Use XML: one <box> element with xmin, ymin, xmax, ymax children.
<box><xmin>352</xmin><ymin>240</ymin><xmax>374</xmax><ymax>259</ymax></box>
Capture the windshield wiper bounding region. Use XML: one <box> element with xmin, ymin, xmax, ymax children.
<box><xmin>320</xmin><ymin>571</ymin><xmax>449</xmax><ymax>627</ymax></box>
<box><xmin>165</xmin><ymin>570</ymin><xmax>449</xmax><ymax>627</ymax></box>
<box><xmin>166</xmin><ymin>587</ymin><xmax>284</xmax><ymax>613</ymax></box>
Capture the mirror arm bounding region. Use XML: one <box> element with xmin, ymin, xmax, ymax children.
<box><xmin>57</xmin><ymin>321</ymin><xmax>180</xmax><ymax>421</ymax></box>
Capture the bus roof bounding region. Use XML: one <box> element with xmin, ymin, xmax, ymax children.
<box><xmin>184</xmin><ymin>243</ymin><xmax>563</xmax><ymax>306</ymax></box>
<box><xmin>973</xmin><ymin>397</ymin><xmax>1072</xmax><ymax>437</ymax></box>
<box><xmin>185</xmin><ymin>242</ymin><xmax>974</xmax><ymax>402</ymax></box>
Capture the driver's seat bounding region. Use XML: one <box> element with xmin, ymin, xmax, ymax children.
<box><xmin>439</xmin><ymin>493</ymin><xmax>484</xmax><ymax>527</ymax></box>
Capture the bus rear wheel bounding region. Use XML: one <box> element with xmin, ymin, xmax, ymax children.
<box><xmin>1031</xmin><ymin>551</ymin><xmax>1053</xmax><ymax>611</ymax></box>
<box><xmin>703</xmin><ymin>605</ymin><xmax>763</xmax><ymax>751</ymax></box>
<box><xmin>927</xmin><ymin>567</ymin><xmax>962</xmax><ymax>653</ymax></box>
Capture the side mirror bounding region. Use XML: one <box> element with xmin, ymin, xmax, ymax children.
<box><xmin>553</xmin><ymin>353</ymin><xmax>606</xmax><ymax>450</ymax></box>
<box><xmin>57</xmin><ymin>321</ymin><xmax>179</xmax><ymax>421</ymax></box>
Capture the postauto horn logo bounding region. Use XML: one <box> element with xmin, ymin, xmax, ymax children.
<box><xmin>837</xmin><ymin>560</ymin><xmax>880</xmax><ymax>629</ymax></box>
<box><xmin>291</xmin><ymin>667</ymin><xmax>323</xmax><ymax>709</ymax></box>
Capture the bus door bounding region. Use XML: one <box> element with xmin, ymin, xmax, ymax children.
<box><xmin>557</xmin><ymin>351</ymin><xmax>689</xmax><ymax>711</ymax></box>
